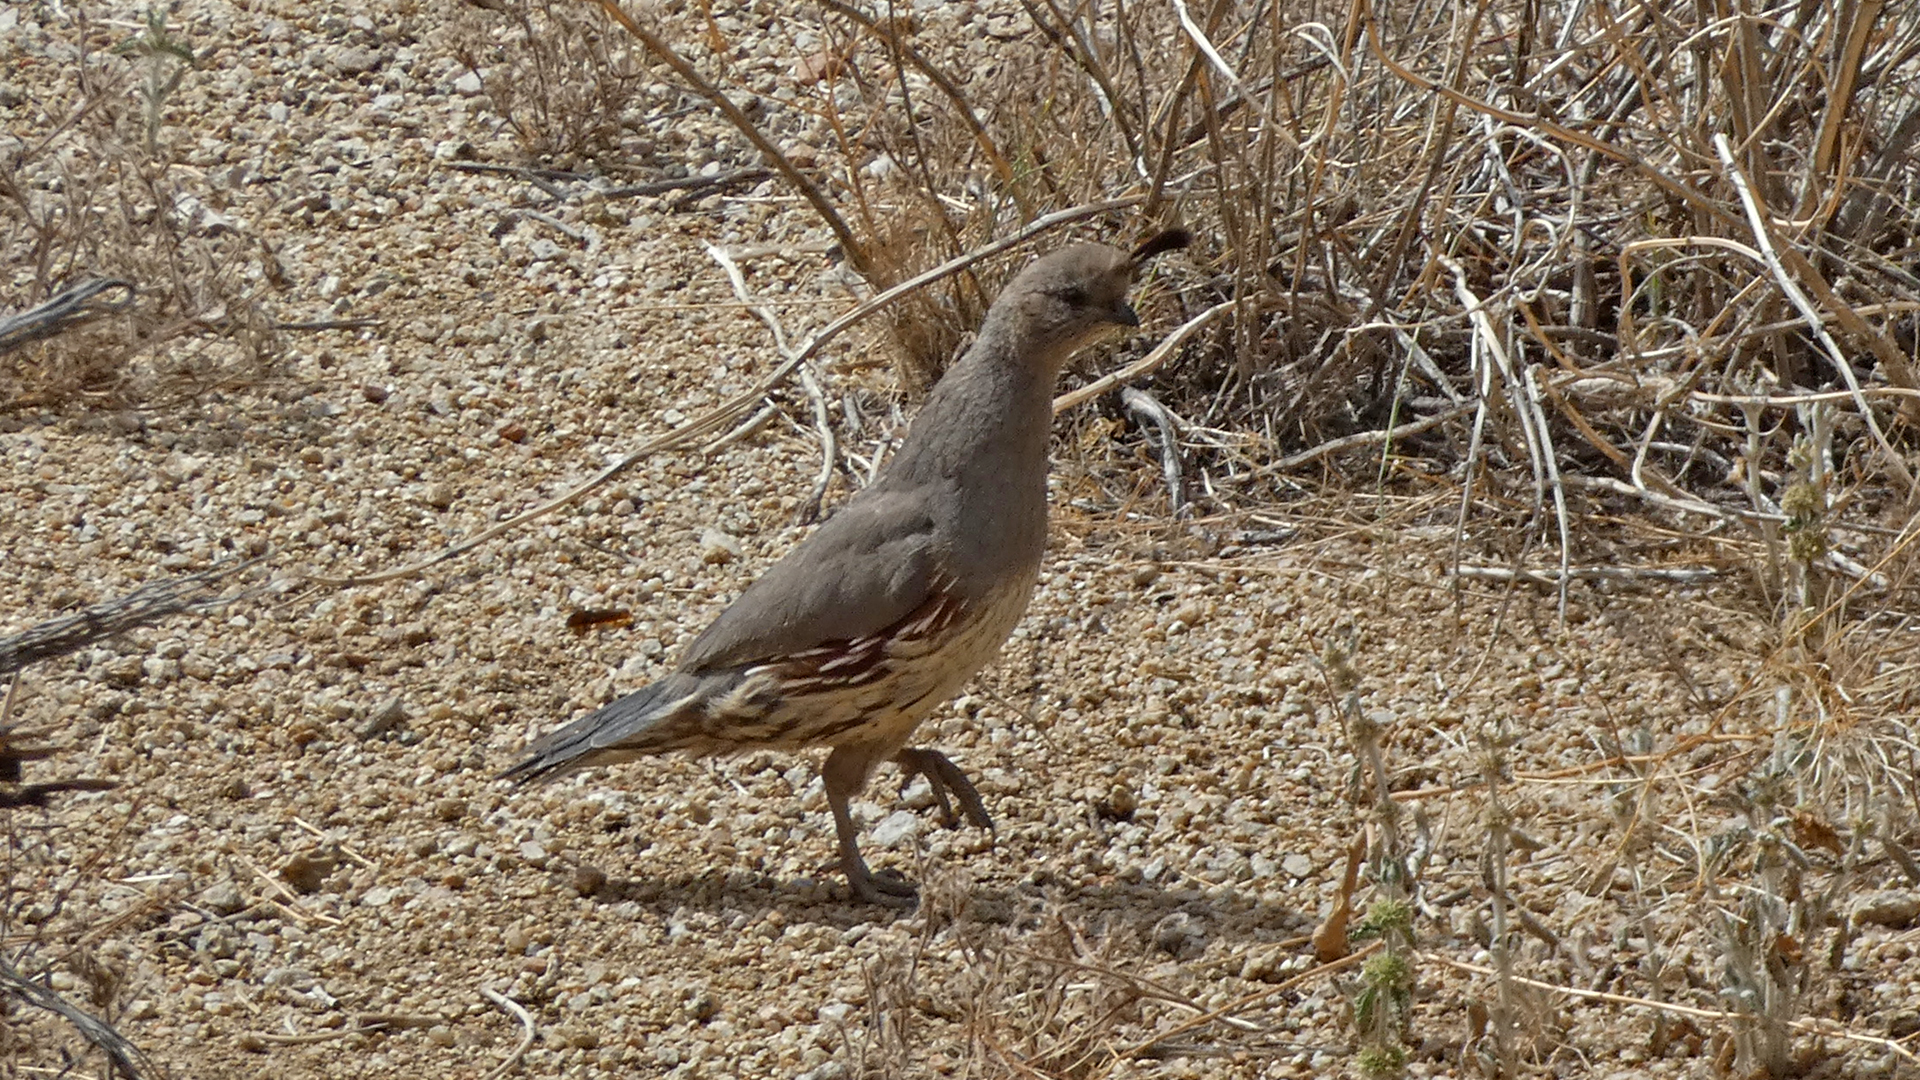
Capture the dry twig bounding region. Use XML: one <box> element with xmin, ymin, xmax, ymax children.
<box><xmin>706</xmin><ymin>243</ymin><xmax>839</xmax><ymax>523</ymax></box>
<box><xmin>481</xmin><ymin>988</ymin><xmax>537</xmax><ymax>1080</ymax></box>
<box><xmin>0</xmin><ymin>279</ymin><xmax>136</xmax><ymax>355</ymax></box>
<box><xmin>1428</xmin><ymin>954</ymin><xmax>1920</xmax><ymax>1065</ymax></box>
<box><xmin>0</xmin><ymin>557</ymin><xmax>261</xmax><ymax>677</ymax></box>
<box><xmin>1121</xmin><ymin>387</ymin><xmax>1188</xmax><ymax>515</ymax></box>
<box><xmin>311</xmin><ymin>198</ymin><xmax>1144</xmax><ymax>587</ymax></box>
<box><xmin>0</xmin><ymin>954</ymin><xmax>155</xmax><ymax>1080</ymax></box>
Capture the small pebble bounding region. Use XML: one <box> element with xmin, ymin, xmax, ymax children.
<box><xmin>572</xmin><ymin>865</ymin><xmax>608</xmax><ymax>897</ymax></box>
<box><xmin>279</xmin><ymin>852</ymin><xmax>334</xmax><ymax>895</ymax></box>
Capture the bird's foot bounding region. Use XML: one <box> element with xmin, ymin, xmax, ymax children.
<box><xmin>846</xmin><ymin>862</ymin><xmax>919</xmax><ymax>908</ymax></box>
<box><xmin>895</xmin><ymin>747</ymin><xmax>994</xmax><ymax>831</ymax></box>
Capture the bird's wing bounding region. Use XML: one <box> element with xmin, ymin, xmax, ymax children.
<box><xmin>677</xmin><ymin>485</ymin><xmax>943</xmax><ymax>671</ymax></box>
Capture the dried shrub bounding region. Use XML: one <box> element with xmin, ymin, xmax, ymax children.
<box><xmin>0</xmin><ymin>8</ymin><xmax>278</xmax><ymax>413</ymax></box>
<box><xmin>447</xmin><ymin>0</ymin><xmax>651</xmax><ymax>169</ymax></box>
<box><xmin>438</xmin><ymin>6</ymin><xmax>1920</xmax><ymax>1071</ymax></box>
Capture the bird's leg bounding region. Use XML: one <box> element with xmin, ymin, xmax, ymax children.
<box><xmin>895</xmin><ymin>747</ymin><xmax>993</xmax><ymax>831</ymax></box>
<box><xmin>822</xmin><ymin>744</ymin><xmax>917</xmax><ymax>906</ymax></box>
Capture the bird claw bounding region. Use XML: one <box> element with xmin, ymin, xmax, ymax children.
<box><xmin>895</xmin><ymin>747</ymin><xmax>994</xmax><ymax>831</ymax></box>
<box><xmin>848</xmin><ymin>865</ymin><xmax>919</xmax><ymax>907</ymax></box>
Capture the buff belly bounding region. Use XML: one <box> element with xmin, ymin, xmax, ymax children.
<box><xmin>675</xmin><ymin>578</ymin><xmax>1038</xmax><ymax>757</ymax></box>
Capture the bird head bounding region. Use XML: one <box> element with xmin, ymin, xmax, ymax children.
<box><xmin>994</xmin><ymin>228</ymin><xmax>1192</xmax><ymax>364</ymax></box>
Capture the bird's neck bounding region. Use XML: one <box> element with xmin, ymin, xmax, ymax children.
<box><xmin>889</xmin><ymin>329</ymin><xmax>1059</xmax><ymax>487</ymax></box>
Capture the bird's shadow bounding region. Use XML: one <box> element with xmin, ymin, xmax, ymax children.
<box><xmin>570</xmin><ymin>857</ymin><xmax>1301</xmax><ymax>949</ymax></box>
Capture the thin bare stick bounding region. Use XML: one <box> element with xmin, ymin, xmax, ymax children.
<box><xmin>481</xmin><ymin>988</ymin><xmax>537</xmax><ymax>1080</ymax></box>
<box><xmin>1121</xmin><ymin>387</ymin><xmax>1188</xmax><ymax>515</ymax></box>
<box><xmin>0</xmin><ymin>557</ymin><xmax>261</xmax><ymax>677</ymax></box>
<box><xmin>1692</xmin><ymin>386</ymin><xmax>1920</xmax><ymax>408</ymax></box>
<box><xmin>1560</xmin><ymin>474</ymin><xmax>1782</xmax><ymax>525</ymax></box>
<box><xmin>521</xmin><ymin>209</ymin><xmax>594</xmax><ymax>250</ymax></box>
<box><xmin>1363</xmin><ymin>4</ymin><xmax>1731</xmax><ymax>223</ymax></box>
<box><xmin>817</xmin><ymin>0</ymin><xmax>1019</xmax><ymax>196</ymax></box>
<box><xmin>1115</xmin><ymin>943</ymin><xmax>1380</xmax><ymax>1060</ymax></box>
<box><xmin>1053</xmin><ymin>300</ymin><xmax>1230</xmax><ymax>413</ymax></box>
<box><xmin>601</xmin><ymin>167</ymin><xmax>773</xmax><ymax>200</ymax></box>
<box><xmin>1445</xmin><ymin>256</ymin><xmax>1573</xmax><ymax>617</ymax></box>
<box><xmin>310</xmin><ymin>198</ymin><xmax>1143</xmax><ymax>588</ymax></box>
<box><xmin>0</xmin><ymin>676</ymin><xmax>119</xmax><ymax>808</ymax></box>
<box><xmin>1428</xmin><ymin>954</ymin><xmax>1920</xmax><ymax>1065</ymax></box>
<box><xmin>272</xmin><ymin>317</ymin><xmax>380</xmax><ymax>333</ymax></box>
<box><xmin>1252</xmin><ymin>402</ymin><xmax>1479</xmax><ymax>476</ymax></box>
<box><xmin>0</xmin><ymin>278</ymin><xmax>135</xmax><ymax>355</ymax></box>
<box><xmin>289</xmin><ymin>816</ymin><xmax>375</xmax><ymax>869</ymax></box>
<box><xmin>0</xmin><ymin>954</ymin><xmax>154</xmax><ymax>1080</ymax></box>
<box><xmin>1528</xmin><ymin>365</ymin><xmax>1574</xmax><ymax>621</ymax></box>
<box><xmin>592</xmin><ymin>0</ymin><xmax>871</xmax><ymax>276</ymax></box>
<box><xmin>244</xmin><ymin>1020</ymin><xmax>394</xmax><ymax>1046</ymax></box>
<box><xmin>1454</xmin><ymin>565</ymin><xmax>1719</xmax><ymax>585</ymax></box>
<box><xmin>702</xmin><ymin>403</ymin><xmax>780</xmax><ymax>455</ymax></box>
<box><xmin>1173</xmin><ymin>0</ymin><xmax>1248</xmax><ymax>94</ymax></box>
<box><xmin>237</xmin><ymin>856</ymin><xmax>340</xmax><ymax>928</ymax></box>
<box><xmin>1713</xmin><ymin>133</ymin><xmax>1916</xmax><ymax>495</ymax></box>
<box><xmin>790</xmin><ymin>363</ymin><xmax>838</xmax><ymax>524</ymax></box>
<box><xmin>706</xmin><ymin>243</ymin><xmax>838</xmax><ymax>523</ymax></box>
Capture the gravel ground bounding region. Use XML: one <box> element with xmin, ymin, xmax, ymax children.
<box><xmin>5</xmin><ymin>2</ymin><xmax>1918</xmax><ymax>1078</ymax></box>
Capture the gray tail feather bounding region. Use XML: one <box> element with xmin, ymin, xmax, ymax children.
<box><xmin>498</xmin><ymin>674</ymin><xmax>703</xmax><ymax>784</ymax></box>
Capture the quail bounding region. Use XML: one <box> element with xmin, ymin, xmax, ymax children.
<box><xmin>502</xmin><ymin>229</ymin><xmax>1191</xmax><ymax>904</ymax></box>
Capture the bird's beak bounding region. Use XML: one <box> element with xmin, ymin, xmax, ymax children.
<box><xmin>1113</xmin><ymin>300</ymin><xmax>1141</xmax><ymax>328</ymax></box>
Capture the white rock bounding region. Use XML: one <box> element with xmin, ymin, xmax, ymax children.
<box><xmin>868</xmin><ymin>810</ymin><xmax>920</xmax><ymax>849</ymax></box>
<box><xmin>700</xmin><ymin>528</ymin><xmax>742</xmax><ymax>564</ymax></box>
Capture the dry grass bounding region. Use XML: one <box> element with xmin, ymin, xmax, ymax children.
<box><xmin>0</xmin><ymin>9</ymin><xmax>279</xmax><ymax>1067</ymax></box>
<box><xmin>447</xmin><ymin>0</ymin><xmax>650</xmax><ymax>169</ymax></box>
<box><xmin>0</xmin><ymin>560</ymin><xmax>264</xmax><ymax>1077</ymax></box>
<box><xmin>837</xmin><ymin>869</ymin><xmax>1332</xmax><ymax>1079</ymax></box>
<box><xmin>0</xmin><ymin>696</ymin><xmax>145</xmax><ymax>1077</ymax></box>
<box><xmin>461</xmin><ymin>0</ymin><xmax>1920</xmax><ymax>533</ymax></box>
<box><xmin>0</xmin><ymin>8</ymin><xmax>277</xmax><ymax>414</ymax></box>
<box><xmin>416</xmin><ymin>0</ymin><xmax>1920</xmax><ymax>1073</ymax></box>
<box><xmin>11</xmin><ymin>0</ymin><xmax>1920</xmax><ymax>1076</ymax></box>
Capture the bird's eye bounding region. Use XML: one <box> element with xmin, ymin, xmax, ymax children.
<box><xmin>1059</xmin><ymin>286</ymin><xmax>1088</xmax><ymax>306</ymax></box>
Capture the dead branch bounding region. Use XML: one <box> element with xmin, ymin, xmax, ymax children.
<box><xmin>0</xmin><ymin>556</ymin><xmax>262</xmax><ymax>677</ymax></box>
<box><xmin>601</xmin><ymin>167</ymin><xmax>773</xmax><ymax>201</ymax></box>
<box><xmin>592</xmin><ymin>0</ymin><xmax>872</xmax><ymax>276</ymax></box>
<box><xmin>309</xmin><ymin>198</ymin><xmax>1144</xmax><ymax>588</ymax></box>
<box><xmin>706</xmin><ymin>243</ymin><xmax>840</xmax><ymax>524</ymax></box>
<box><xmin>481</xmin><ymin>988</ymin><xmax>537</xmax><ymax>1080</ymax></box>
<box><xmin>0</xmin><ymin>278</ymin><xmax>136</xmax><ymax>355</ymax></box>
<box><xmin>1453</xmin><ymin>565</ymin><xmax>1720</xmax><ymax>586</ymax></box>
<box><xmin>1121</xmin><ymin>387</ymin><xmax>1187</xmax><ymax>516</ymax></box>
<box><xmin>0</xmin><ymin>954</ymin><xmax>155</xmax><ymax>1080</ymax></box>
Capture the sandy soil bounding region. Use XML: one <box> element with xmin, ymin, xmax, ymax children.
<box><xmin>4</xmin><ymin>2</ymin><xmax>1917</xmax><ymax>1078</ymax></box>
